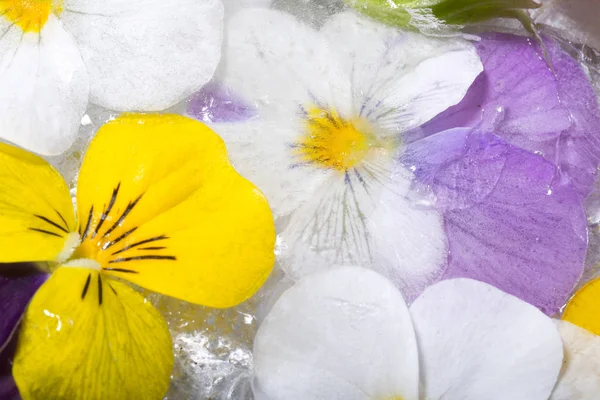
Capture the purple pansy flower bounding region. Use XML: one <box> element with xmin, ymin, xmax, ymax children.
<box><xmin>410</xmin><ymin>33</ymin><xmax>600</xmax><ymax>198</ymax></box>
<box><xmin>398</xmin><ymin>128</ymin><xmax>588</xmax><ymax>314</ymax></box>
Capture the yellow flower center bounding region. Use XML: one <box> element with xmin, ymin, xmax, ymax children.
<box><xmin>294</xmin><ymin>106</ymin><xmax>378</xmax><ymax>171</ymax></box>
<box><xmin>1</xmin><ymin>0</ymin><xmax>63</xmax><ymax>33</ymax></box>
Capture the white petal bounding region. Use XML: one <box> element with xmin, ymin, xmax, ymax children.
<box><xmin>321</xmin><ymin>12</ymin><xmax>483</xmax><ymax>133</ymax></box>
<box><xmin>550</xmin><ymin>320</ymin><xmax>600</xmax><ymax>400</ymax></box>
<box><xmin>278</xmin><ymin>165</ymin><xmax>448</xmax><ymax>302</ymax></box>
<box><xmin>368</xmin><ymin>168</ymin><xmax>448</xmax><ymax>301</ymax></box>
<box><xmin>220</xmin><ymin>9</ymin><xmax>352</xmax><ymax>119</ymax></box>
<box><xmin>253</xmin><ymin>267</ymin><xmax>419</xmax><ymax>400</ymax></box>
<box><xmin>277</xmin><ymin>168</ymin><xmax>379</xmax><ymax>279</ymax></box>
<box><xmin>211</xmin><ymin>119</ymin><xmax>329</xmax><ymax>218</ymax></box>
<box><xmin>410</xmin><ymin>279</ymin><xmax>563</xmax><ymax>400</ymax></box>
<box><xmin>0</xmin><ymin>16</ymin><xmax>88</xmax><ymax>155</ymax></box>
<box><xmin>61</xmin><ymin>0</ymin><xmax>223</xmax><ymax>111</ymax></box>
<box><xmin>223</xmin><ymin>0</ymin><xmax>272</xmax><ymax>16</ymax></box>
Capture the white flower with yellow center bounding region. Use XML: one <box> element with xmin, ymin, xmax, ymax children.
<box><xmin>211</xmin><ymin>9</ymin><xmax>482</xmax><ymax>296</ymax></box>
<box><xmin>0</xmin><ymin>0</ymin><xmax>223</xmax><ymax>155</ymax></box>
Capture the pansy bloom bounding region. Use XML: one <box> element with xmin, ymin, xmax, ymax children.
<box><xmin>396</xmin><ymin>128</ymin><xmax>587</xmax><ymax>313</ymax></box>
<box><xmin>253</xmin><ymin>267</ymin><xmax>563</xmax><ymax>400</ymax></box>
<box><xmin>414</xmin><ymin>32</ymin><xmax>600</xmax><ymax>198</ymax></box>
<box><xmin>191</xmin><ymin>9</ymin><xmax>482</xmax><ymax>296</ymax></box>
<box><xmin>190</xmin><ymin>9</ymin><xmax>588</xmax><ymax>309</ymax></box>
<box><xmin>0</xmin><ymin>0</ymin><xmax>224</xmax><ymax>155</ymax></box>
<box><xmin>0</xmin><ymin>114</ymin><xmax>275</xmax><ymax>399</ymax></box>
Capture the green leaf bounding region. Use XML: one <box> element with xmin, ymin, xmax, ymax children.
<box><xmin>432</xmin><ymin>0</ymin><xmax>541</xmax><ymax>25</ymax></box>
<box><xmin>344</xmin><ymin>0</ymin><xmax>414</xmax><ymax>28</ymax></box>
<box><xmin>345</xmin><ymin>0</ymin><xmax>541</xmax><ymax>29</ymax></box>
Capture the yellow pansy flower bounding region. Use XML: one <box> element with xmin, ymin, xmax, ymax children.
<box><xmin>0</xmin><ymin>113</ymin><xmax>275</xmax><ymax>400</ymax></box>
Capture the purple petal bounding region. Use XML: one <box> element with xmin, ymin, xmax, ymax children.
<box><xmin>0</xmin><ymin>375</ymin><xmax>18</xmax><ymax>400</ymax></box>
<box><xmin>410</xmin><ymin>33</ymin><xmax>600</xmax><ymax>198</ymax></box>
<box><xmin>0</xmin><ymin>337</ymin><xmax>19</xmax><ymax>400</ymax></box>
<box><xmin>0</xmin><ymin>274</ymin><xmax>47</xmax><ymax>352</ymax></box>
<box><xmin>187</xmin><ymin>80</ymin><xmax>258</xmax><ymax>123</ymax></box>
<box><xmin>402</xmin><ymin>128</ymin><xmax>588</xmax><ymax>315</ymax></box>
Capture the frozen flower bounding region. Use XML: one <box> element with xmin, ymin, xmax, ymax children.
<box><xmin>191</xmin><ymin>9</ymin><xmax>587</xmax><ymax>310</ymax></box>
<box><xmin>253</xmin><ymin>266</ymin><xmax>563</xmax><ymax>400</ymax></box>
<box><xmin>0</xmin><ymin>0</ymin><xmax>224</xmax><ymax>155</ymax></box>
<box><xmin>396</xmin><ymin>128</ymin><xmax>587</xmax><ymax>313</ymax></box>
<box><xmin>193</xmin><ymin>9</ymin><xmax>482</xmax><ymax>295</ymax></box>
<box><xmin>0</xmin><ymin>114</ymin><xmax>275</xmax><ymax>399</ymax></box>
<box><xmin>413</xmin><ymin>33</ymin><xmax>600</xmax><ymax>198</ymax></box>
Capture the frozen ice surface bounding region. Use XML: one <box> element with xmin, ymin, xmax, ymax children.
<box><xmin>44</xmin><ymin>105</ymin><xmax>118</xmax><ymax>189</ymax></box>
<box><xmin>534</xmin><ymin>0</ymin><xmax>600</xmax><ymax>51</ymax></box>
<box><xmin>149</xmin><ymin>267</ymin><xmax>289</xmax><ymax>399</ymax></box>
<box><xmin>273</xmin><ymin>0</ymin><xmax>343</xmax><ymax>27</ymax></box>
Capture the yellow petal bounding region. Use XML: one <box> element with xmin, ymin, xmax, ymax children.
<box><xmin>0</xmin><ymin>143</ymin><xmax>75</xmax><ymax>263</ymax></box>
<box><xmin>563</xmin><ymin>278</ymin><xmax>600</xmax><ymax>335</ymax></box>
<box><xmin>75</xmin><ymin>114</ymin><xmax>276</xmax><ymax>308</ymax></box>
<box><xmin>13</xmin><ymin>266</ymin><xmax>173</xmax><ymax>400</ymax></box>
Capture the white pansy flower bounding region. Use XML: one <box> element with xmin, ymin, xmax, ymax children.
<box><xmin>0</xmin><ymin>0</ymin><xmax>223</xmax><ymax>155</ymax></box>
<box><xmin>253</xmin><ymin>267</ymin><xmax>564</xmax><ymax>400</ymax></box>
<box><xmin>210</xmin><ymin>9</ymin><xmax>482</xmax><ymax>295</ymax></box>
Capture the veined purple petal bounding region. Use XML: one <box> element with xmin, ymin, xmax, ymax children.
<box><xmin>0</xmin><ymin>273</ymin><xmax>47</xmax><ymax>352</ymax></box>
<box><xmin>402</xmin><ymin>128</ymin><xmax>588</xmax><ymax>315</ymax></box>
<box><xmin>410</xmin><ymin>33</ymin><xmax>600</xmax><ymax>198</ymax></box>
<box><xmin>187</xmin><ymin>80</ymin><xmax>258</xmax><ymax>123</ymax></box>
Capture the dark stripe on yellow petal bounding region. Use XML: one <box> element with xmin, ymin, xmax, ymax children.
<box><xmin>28</xmin><ymin>228</ymin><xmax>63</xmax><ymax>238</ymax></box>
<box><xmin>102</xmin><ymin>227</ymin><xmax>138</xmax><ymax>250</ymax></box>
<box><xmin>108</xmin><ymin>282</ymin><xmax>118</xmax><ymax>295</ymax></box>
<box><xmin>33</xmin><ymin>214</ymin><xmax>69</xmax><ymax>234</ymax></box>
<box><xmin>94</xmin><ymin>183</ymin><xmax>120</xmax><ymax>238</ymax></box>
<box><xmin>53</xmin><ymin>209</ymin><xmax>70</xmax><ymax>232</ymax></box>
<box><xmin>111</xmin><ymin>235</ymin><xmax>169</xmax><ymax>256</ymax></box>
<box><xmin>103</xmin><ymin>268</ymin><xmax>139</xmax><ymax>274</ymax></box>
<box><xmin>102</xmin><ymin>194</ymin><xmax>144</xmax><ymax>239</ymax></box>
<box><xmin>81</xmin><ymin>205</ymin><xmax>94</xmax><ymax>240</ymax></box>
<box><xmin>81</xmin><ymin>273</ymin><xmax>91</xmax><ymax>300</ymax></box>
<box><xmin>109</xmin><ymin>256</ymin><xmax>176</xmax><ymax>263</ymax></box>
<box><xmin>97</xmin><ymin>275</ymin><xmax>103</xmax><ymax>306</ymax></box>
